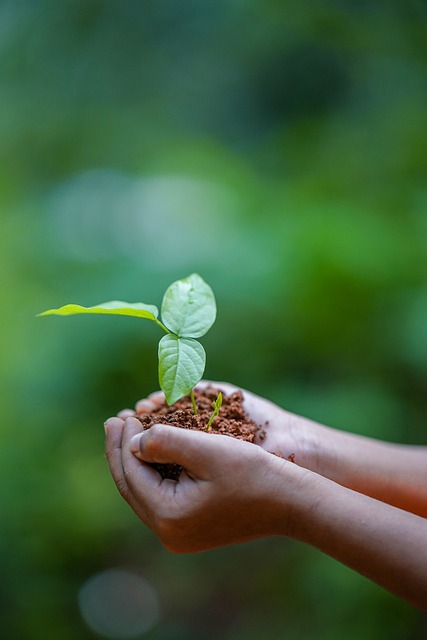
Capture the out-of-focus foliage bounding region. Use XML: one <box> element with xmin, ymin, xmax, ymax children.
<box><xmin>1</xmin><ymin>0</ymin><xmax>427</xmax><ymax>638</ymax></box>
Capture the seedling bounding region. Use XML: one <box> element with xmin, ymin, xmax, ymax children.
<box><xmin>38</xmin><ymin>273</ymin><xmax>216</xmax><ymax>408</ymax></box>
<box><xmin>205</xmin><ymin>392</ymin><xmax>223</xmax><ymax>431</ymax></box>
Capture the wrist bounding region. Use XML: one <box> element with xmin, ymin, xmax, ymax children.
<box><xmin>273</xmin><ymin>410</ymin><xmax>335</xmax><ymax>476</ymax></box>
<box><xmin>265</xmin><ymin>456</ymin><xmax>325</xmax><ymax>540</ymax></box>
<box><xmin>295</xmin><ymin>418</ymin><xmax>339</xmax><ymax>478</ymax></box>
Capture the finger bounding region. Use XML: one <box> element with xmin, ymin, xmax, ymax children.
<box><xmin>121</xmin><ymin>417</ymin><xmax>143</xmax><ymax>470</ymax></box>
<box><xmin>129</xmin><ymin>423</ymin><xmax>252</xmax><ymax>478</ymax></box>
<box><xmin>121</xmin><ymin>418</ymin><xmax>165</xmax><ymax>509</ymax></box>
<box><xmin>121</xmin><ymin>418</ymin><xmax>160</xmax><ymax>483</ymax></box>
<box><xmin>117</xmin><ymin>408</ymin><xmax>135</xmax><ymax>420</ymax></box>
<box><xmin>135</xmin><ymin>391</ymin><xmax>165</xmax><ymax>415</ymax></box>
<box><xmin>104</xmin><ymin>417</ymin><xmax>130</xmax><ymax>500</ymax></box>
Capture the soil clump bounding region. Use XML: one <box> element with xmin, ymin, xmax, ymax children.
<box><xmin>136</xmin><ymin>387</ymin><xmax>264</xmax><ymax>480</ymax></box>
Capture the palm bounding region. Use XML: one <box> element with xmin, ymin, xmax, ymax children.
<box><xmin>197</xmin><ymin>381</ymin><xmax>301</xmax><ymax>461</ymax></box>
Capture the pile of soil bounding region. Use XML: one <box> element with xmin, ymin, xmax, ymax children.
<box><xmin>135</xmin><ymin>387</ymin><xmax>265</xmax><ymax>480</ymax></box>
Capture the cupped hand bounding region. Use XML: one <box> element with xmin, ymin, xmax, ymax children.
<box><xmin>113</xmin><ymin>380</ymin><xmax>326</xmax><ymax>475</ymax></box>
<box><xmin>104</xmin><ymin>416</ymin><xmax>304</xmax><ymax>552</ymax></box>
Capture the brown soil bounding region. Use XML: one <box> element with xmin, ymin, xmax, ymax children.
<box><xmin>135</xmin><ymin>387</ymin><xmax>265</xmax><ymax>480</ymax></box>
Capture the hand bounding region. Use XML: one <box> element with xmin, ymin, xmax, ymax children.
<box><xmin>104</xmin><ymin>416</ymin><xmax>305</xmax><ymax>552</ymax></box>
<box><xmin>120</xmin><ymin>381</ymin><xmax>321</xmax><ymax>469</ymax></box>
<box><xmin>104</xmin><ymin>387</ymin><xmax>427</xmax><ymax>609</ymax></box>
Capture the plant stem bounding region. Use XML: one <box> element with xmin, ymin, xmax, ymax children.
<box><xmin>190</xmin><ymin>389</ymin><xmax>198</xmax><ymax>415</ymax></box>
<box><xmin>205</xmin><ymin>413</ymin><xmax>215</xmax><ymax>431</ymax></box>
<box><xmin>154</xmin><ymin>318</ymin><xmax>172</xmax><ymax>334</ymax></box>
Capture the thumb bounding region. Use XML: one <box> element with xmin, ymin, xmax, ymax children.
<box><xmin>129</xmin><ymin>423</ymin><xmax>242</xmax><ymax>476</ymax></box>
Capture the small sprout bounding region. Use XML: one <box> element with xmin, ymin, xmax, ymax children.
<box><xmin>205</xmin><ymin>392</ymin><xmax>223</xmax><ymax>432</ymax></box>
<box><xmin>38</xmin><ymin>274</ymin><xmax>216</xmax><ymax>407</ymax></box>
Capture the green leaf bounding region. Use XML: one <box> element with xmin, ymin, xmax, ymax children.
<box><xmin>38</xmin><ymin>301</ymin><xmax>159</xmax><ymax>321</ymax></box>
<box><xmin>161</xmin><ymin>273</ymin><xmax>216</xmax><ymax>338</ymax></box>
<box><xmin>158</xmin><ymin>334</ymin><xmax>206</xmax><ymax>405</ymax></box>
<box><xmin>213</xmin><ymin>391</ymin><xmax>223</xmax><ymax>412</ymax></box>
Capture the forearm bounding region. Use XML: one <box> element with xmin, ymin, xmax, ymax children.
<box><xmin>108</xmin><ymin>413</ymin><xmax>427</xmax><ymax>610</ymax></box>
<box><xmin>284</xmin><ymin>465</ymin><xmax>427</xmax><ymax>611</ymax></box>
<box><xmin>282</xmin><ymin>412</ymin><xmax>427</xmax><ymax>516</ymax></box>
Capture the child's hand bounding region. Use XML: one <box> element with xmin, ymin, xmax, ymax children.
<box><xmin>104</xmin><ymin>384</ymin><xmax>427</xmax><ymax>610</ymax></box>
<box><xmin>104</xmin><ymin>416</ymin><xmax>305</xmax><ymax>552</ymax></box>
<box><xmin>117</xmin><ymin>381</ymin><xmax>317</xmax><ymax>468</ymax></box>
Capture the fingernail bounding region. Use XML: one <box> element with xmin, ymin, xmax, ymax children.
<box><xmin>104</xmin><ymin>418</ymin><xmax>113</xmax><ymax>434</ymax></box>
<box><xmin>104</xmin><ymin>417</ymin><xmax>122</xmax><ymax>434</ymax></box>
<box><xmin>130</xmin><ymin>433</ymin><xmax>144</xmax><ymax>459</ymax></box>
<box><xmin>130</xmin><ymin>433</ymin><xmax>142</xmax><ymax>452</ymax></box>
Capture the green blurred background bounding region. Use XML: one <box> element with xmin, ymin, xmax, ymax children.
<box><xmin>1</xmin><ymin>0</ymin><xmax>427</xmax><ymax>638</ymax></box>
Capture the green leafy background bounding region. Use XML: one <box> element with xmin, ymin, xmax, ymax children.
<box><xmin>1</xmin><ymin>1</ymin><xmax>427</xmax><ymax>638</ymax></box>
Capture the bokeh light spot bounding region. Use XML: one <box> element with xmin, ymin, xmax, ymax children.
<box><xmin>78</xmin><ymin>569</ymin><xmax>160</xmax><ymax>639</ymax></box>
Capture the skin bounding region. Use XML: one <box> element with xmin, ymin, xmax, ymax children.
<box><xmin>105</xmin><ymin>381</ymin><xmax>427</xmax><ymax>612</ymax></box>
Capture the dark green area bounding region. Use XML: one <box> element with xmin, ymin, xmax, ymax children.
<box><xmin>1</xmin><ymin>0</ymin><xmax>426</xmax><ymax>637</ymax></box>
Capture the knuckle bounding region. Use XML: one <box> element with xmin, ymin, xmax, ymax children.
<box><xmin>149</xmin><ymin>423</ymin><xmax>168</xmax><ymax>438</ymax></box>
<box><xmin>145</xmin><ymin>423</ymin><xmax>170</xmax><ymax>454</ymax></box>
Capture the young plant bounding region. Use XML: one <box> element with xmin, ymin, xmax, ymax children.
<box><xmin>39</xmin><ymin>273</ymin><xmax>216</xmax><ymax>407</ymax></box>
<box><xmin>205</xmin><ymin>392</ymin><xmax>223</xmax><ymax>432</ymax></box>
